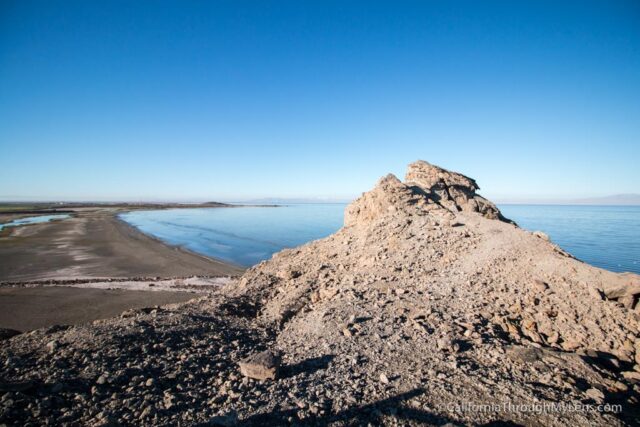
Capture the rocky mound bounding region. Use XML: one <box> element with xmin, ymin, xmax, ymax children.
<box><xmin>232</xmin><ymin>160</ymin><xmax>640</xmax><ymax>424</ymax></box>
<box><xmin>1</xmin><ymin>161</ymin><xmax>639</xmax><ymax>426</ymax></box>
<box><xmin>343</xmin><ymin>160</ymin><xmax>508</xmax><ymax>228</ymax></box>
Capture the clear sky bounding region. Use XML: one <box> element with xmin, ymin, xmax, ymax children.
<box><xmin>1</xmin><ymin>1</ymin><xmax>638</xmax><ymax>202</ymax></box>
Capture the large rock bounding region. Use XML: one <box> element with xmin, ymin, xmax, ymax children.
<box><xmin>600</xmin><ymin>273</ymin><xmax>640</xmax><ymax>300</ymax></box>
<box><xmin>345</xmin><ymin>161</ymin><xmax>511</xmax><ymax>228</ymax></box>
<box><xmin>238</xmin><ymin>350</ymin><xmax>281</xmax><ymax>381</ymax></box>
<box><xmin>405</xmin><ymin>160</ymin><xmax>509</xmax><ymax>221</ymax></box>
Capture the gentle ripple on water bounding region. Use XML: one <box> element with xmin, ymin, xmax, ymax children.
<box><xmin>499</xmin><ymin>205</ymin><xmax>640</xmax><ymax>274</ymax></box>
<box><xmin>120</xmin><ymin>204</ymin><xmax>640</xmax><ymax>274</ymax></box>
<box><xmin>119</xmin><ymin>204</ymin><xmax>345</xmax><ymax>267</ymax></box>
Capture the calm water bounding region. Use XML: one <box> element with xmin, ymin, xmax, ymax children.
<box><xmin>499</xmin><ymin>205</ymin><xmax>640</xmax><ymax>274</ymax></box>
<box><xmin>120</xmin><ymin>204</ymin><xmax>639</xmax><ymax>273</ymax></box>
<box><xmin>119</xmin><ymin>205</ymin><xmax>345</xmax><ymax>267</ymax></box>
<box><xmin>0</xmin><ymin>214</ymin><xmax>71</xmax><ymax>231</ymax></box>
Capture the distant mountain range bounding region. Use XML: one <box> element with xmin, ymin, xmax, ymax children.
<box><xmin>570</xmin><ymin>194</ymin><xmax>640</xmax><ymax>205</ymax></box>
<box><xmin>233</xmin><ymin>197</ymin><xmax>353</xmax><ymax>204</ymax></box>
<box><xmin>496</xmin><ymin>194</ymin><xmax>640</xmax><ymax>206</ymax></box>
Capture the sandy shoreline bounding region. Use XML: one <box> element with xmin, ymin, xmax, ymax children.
<box><xmin>0</xmin><ymin>207</ymin><xmax>244</xmax><ymax>330</ymax></box>
<box><xmin>0</xmin><ymin>207</ymin><xmax>244</xmax><ymax>282</ymax></box>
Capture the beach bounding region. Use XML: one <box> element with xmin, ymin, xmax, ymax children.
<box><xmin>0</xmin><ymin>206</ymin><xmax>244</xmax><ymax>331</ymax></box>
<box><xmin>0</xmin><ymin>207</ymin><xmax>244</xmax><ymax>282</ymax></box>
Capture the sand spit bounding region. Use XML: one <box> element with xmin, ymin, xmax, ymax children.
<box><xmin>1</xmin><ymin>161</ymin><xmax>639</xmax><ymax>426</ymax></box>
<box><xmin>0</xmin><ymin>209</ymin><xmax>244</xmax><ymax>281</ymax></box>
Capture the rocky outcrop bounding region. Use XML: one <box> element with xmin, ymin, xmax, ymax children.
<box><xmin>405</xmin><ymin>160</ymin><xmax>507</xmax><ymax>221</ymax></box>
<box><xmin>231</xmin><ymin>160</ymin><xmax>640</xmax><ymax>425</ymax></box>
<box><xmin>345</xmin><ymin>161</ymin><xmax>510</xmax><ymax>228</ymax></box>
<box><xmin>344</xmin><ymin>173</ymin><xmax>429</xmax><ymax>227</ymax></box>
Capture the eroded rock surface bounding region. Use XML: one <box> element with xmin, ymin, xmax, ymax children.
<box><xmin>1</xmin><ymin>161</ymin><xmax>639</xmax><ymax>426</ymax></box>
<box><xmin>405</xmin><ymin>160</ymin><xmax>506</xmax><ymax>220</ymax></box>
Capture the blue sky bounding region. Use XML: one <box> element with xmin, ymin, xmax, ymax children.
<box><xmin>1</xmin><ymin>0</ymin><xmax>638</xmax><ymax>202</ymax></box>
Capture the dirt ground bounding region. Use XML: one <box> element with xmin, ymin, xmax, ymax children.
<box><xmin>0</xmin><ymin>286</ymin><xmax>199</xmax><ymax>331</ymax></box>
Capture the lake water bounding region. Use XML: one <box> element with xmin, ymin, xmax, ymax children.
<box><xmin>120</xmin><ymin>204</ymin><xmax>640</xmax><ymax>274</ymax></box>
<box><xmin>119</xmin><ymin>204</ymin><xmax>345</xmax><ymax>267</ymax></box>
<box><xmin>499</xmin><ymin>205</ymin><xmax>640</xmax><ymax>274</ymax></box>
<box><xmin>0</xmin><ymin>214</ymin><xmax>71</xmax><ymax>231</ymax></box>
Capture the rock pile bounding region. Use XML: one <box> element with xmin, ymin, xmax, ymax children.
<box><xmin>1</xmin><ymin>160</ymin><xmax>639</xmax><ymax>426</ymax></box>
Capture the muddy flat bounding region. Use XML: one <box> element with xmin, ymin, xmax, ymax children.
<box><xmin>0</xmin><ymin>286</ymin><xmax>198</xmax><ymax>331</ymax></box>
<box><xmin>0</xmin><ymin>208</ymin><xmax>244</xmax><ymax>281</ymax></box>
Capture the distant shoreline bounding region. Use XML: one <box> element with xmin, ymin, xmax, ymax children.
<box><xmin>496</xmin><ymin>202</ymin><xmax>640</xmax><ymax>207</ymax></box>
<box><xmin>0</xmin><ymin>200</ymin><xmax>279</xmax><ymax>213</ymax></box>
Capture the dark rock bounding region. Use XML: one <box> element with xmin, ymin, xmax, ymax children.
<box><xmin>239</xmin><ymin>350</ymin><xmax>281</xmax><ymax>381</ymax></box>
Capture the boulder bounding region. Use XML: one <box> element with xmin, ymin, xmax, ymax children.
<box><xmin>238</xmin><ymin>350</ymin><xmax>281</xmax><ymax>381</ymax></box>
<box><xmin>600</xmin><ymin>275</ymin><xmax>640</xmax><ymax>300</ymax></box>
<box><xmin>404</xmin><ymin>160</ymin><xmax>510</xmax><ymax>222</ymax></box>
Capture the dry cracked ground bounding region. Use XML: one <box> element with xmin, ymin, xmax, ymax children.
<box><xmin>2</xmin><ymin>161</ymin><xmax>640</xmax><ymax>426</ymax></box>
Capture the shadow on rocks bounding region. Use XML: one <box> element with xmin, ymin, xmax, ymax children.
<box><xmin>281</xmin><ymin>355</ymin><xmax>335</xmax><ymax>379</ymax></box>
<box><xmin>208</xmin><ymin>388</ymin><xmax>462</xmax><ymax>426</ymax></box>
<box><xmin>479</xmin><ymin>422</ymin><xmax>524</xmax><ymax>427</ymax></box>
